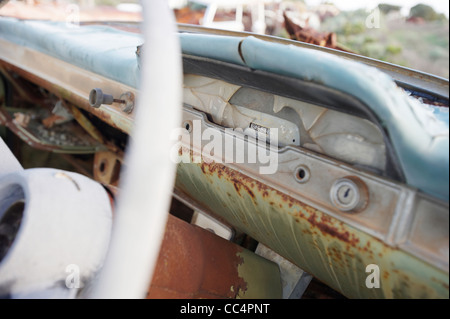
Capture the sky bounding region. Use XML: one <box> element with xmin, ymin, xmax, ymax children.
<box><xmin>304</xmin><ymin>0</ymin><xmax>450</xmax><ymax>17</ymax></box>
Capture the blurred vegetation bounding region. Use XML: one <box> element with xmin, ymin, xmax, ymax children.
<box><xmin>378</xmin><ymin>3</ymin><xmax>401</xmax><ymax>15</ymax></box>
<box><xmin>320</xmin><ymin>4</ymin><xmax>449</xmax><ymax>78</ymax></box>
<box><xmin>410</xmin><ymin>3</ymin><xmax>448</xmax><ymax>22</ymax></box>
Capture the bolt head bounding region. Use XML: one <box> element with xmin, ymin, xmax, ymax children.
<box><xmin>89</xmin><ymin>88</ymin><xmax>104</xmax><ymax>108</ymax></box>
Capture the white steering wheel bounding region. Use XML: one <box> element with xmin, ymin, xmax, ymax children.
<box><xmin>90</xmin><ymin>0</ymin><xmax>183</xmax><ymax>299</ymax></box>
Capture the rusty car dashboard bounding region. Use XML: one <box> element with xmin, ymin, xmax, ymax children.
<box><xmin>0</xmin><ymin>17</ymin><xmax>449</xmax><ymax>299</ymax></box>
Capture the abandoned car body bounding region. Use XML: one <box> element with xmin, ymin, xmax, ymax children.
<box><xmin>0</xmin><ymin>1</ymin><xmax>448</xmax><ymax>299</ymax></box>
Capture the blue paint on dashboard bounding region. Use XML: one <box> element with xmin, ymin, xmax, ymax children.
<box><xmin>177</xmin><ymin>33</ymin><xmax>450</xmax><ymax>202</ymax></box>
<box><xmin>0</xmin><ymin>19</ymin><xmax>448</xmax><ymax>201</ymax></box>
<box><xmin>0</xmin><ymin>18</ymin><xmax>142</xmax><ymax>88</ymax></box>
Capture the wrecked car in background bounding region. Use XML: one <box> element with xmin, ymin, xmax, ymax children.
<box><xmin>174</xmin><ymin>0</ymin><xmax>278</xmax><ymax>34</ymax></box>
<box><xmin>0</xmin><ymin>0</ymin><xmax>448</xmax><ymax>299</ymax></box>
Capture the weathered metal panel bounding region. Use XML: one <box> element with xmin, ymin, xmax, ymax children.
<box><xmin>175</xmin><ymin>159</ymin><xmax>449</xmax><ymax>299</ymax></box>
<box><xmin>0</xmin><ymin>106</ymin><xmax>103</xmax><ymax>154</ymax></box>
<box><xmin>148</xmin><ymin>214</ymin><xmax>282</xmax><ymax>299</ymax></box>
<box><xmin>1</xmin><ymin>19</ymin><xmax>447</xmax><ymax>299</ymax></box>
<box><xmin>179</xmin><ymin>34</ymin><xmax>450</xmax><ymax>202</ymax></box>
<box><xmin>0</xmin><ymin>40</ymin><xmax>135</xmax><ymax>135</ymax></box>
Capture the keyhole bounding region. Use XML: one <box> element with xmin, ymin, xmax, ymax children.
<box><xmin>344</xmin><ymin>188</ymin><xmax>351</xmax><ymax>198</ymax></box>
<box><xmin>331</xmin><ymin>177</ymin><xmax>367</xmax><ymax>213</ymax></box>
<box><xmin>337</xmin><ymin>186</ymin><xmax>354</xmax><ymax>205</ymax></box>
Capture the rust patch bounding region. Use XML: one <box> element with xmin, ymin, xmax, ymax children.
<box><xmin>307</xmin><ymin>212</ymin><xmax>360</xmax><ymax>246</ymax></box>
<box><xmin>147</xmin><ymin>215</ymin><xmax>249</xmax><ymax>299</ymax></box>
<box><xmin>195</xmin><ymin>159</ymin><xmax>403</xmax><ymax>264</ymax></box>
<box><xmin>179</xmin><ymin>152</ymin><xmax>443</xmax><ymax>298</ymax></box>
<box><xmin>0</xmin><ymin>106</ymin><xmax>97</xmax><ymax>153</ymax></box>
<box><xmin>196</xmin><ymin>155</ymin><xmax>364</xmax><ymax>248</ymax></box>
<box><xmin>200</xmin><ymin>159</ymin><xmax>295</xmax><ymax>207</ymax></box>
<box><xmin>93</xmin><ymin>151</ymin><xmax>123</xmax><ymax>187</ymax></box>
<box><xmin>232</xmin><ymin>180</ymin><xmax>240</xmax><ymax>194</ymax></box>
<box><xmin>431</xmin><ymin>277</ymin><xmax>449</xmax><ymax>290</ymax></box>
<box><xmin>202</xmin><ymin>160</ymin><xmax>256</xmax><ymax>200</ymax></box>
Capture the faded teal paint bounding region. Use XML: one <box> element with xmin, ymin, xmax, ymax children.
<box><xmin>178</xmin><ymin>33</ymin><xmax>449</xmax><ymax>202</ymax></box>
<box><xmin>0</xmin><ymin>18</ymin><xmax>142</xmax><ymax>88</ymax></box>
<box><xmin>240</xmin><ymin>37</ymin><xmax>449</xmax><ymax>203</ymax></box>
<box><xmin>1</xmin><ymin>19</ymin><xmax>447</xmax><ymax>200</ymax></box>
<box><xmin>180</xmin><ymin>33</ymin><xmax>246</xmax><ymax>66</ymax></box>
<box><xmin>175</xmin><ymin>159</ymin><xmax>449</xmax><ymax>299</ymax></box>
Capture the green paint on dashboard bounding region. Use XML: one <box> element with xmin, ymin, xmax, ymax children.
<box><xmin>237</xmin><ymin>249</ymin><xmax>283</xmax><ymax>299</ymax></box>
<box><xmin>176</xmin><ymin>161</ymin><xmax>449</xmax><ymax>299</ymax></box>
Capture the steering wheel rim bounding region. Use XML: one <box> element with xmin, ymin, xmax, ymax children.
<box><xmin>90</xmin><ymin>0</ymin><xmax>183</xmax><ymax>299</ymax></box>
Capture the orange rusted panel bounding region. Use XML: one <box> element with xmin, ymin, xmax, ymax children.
<box><xmin>148</xmin><ymin>215</ymin><xmax>281</xmax><ymax>299</ymax></box>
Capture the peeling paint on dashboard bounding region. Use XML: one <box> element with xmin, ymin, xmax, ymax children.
<box><xmin>175</xmin><ymin>152</ymin><xmax>449</xmax><ymax>299</ymax></box>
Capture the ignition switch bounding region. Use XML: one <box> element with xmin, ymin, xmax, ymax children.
<box><xmin>330</xmin><ymin>177</ymin><xmax>369</xmax><ymax>213</ymax></box>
